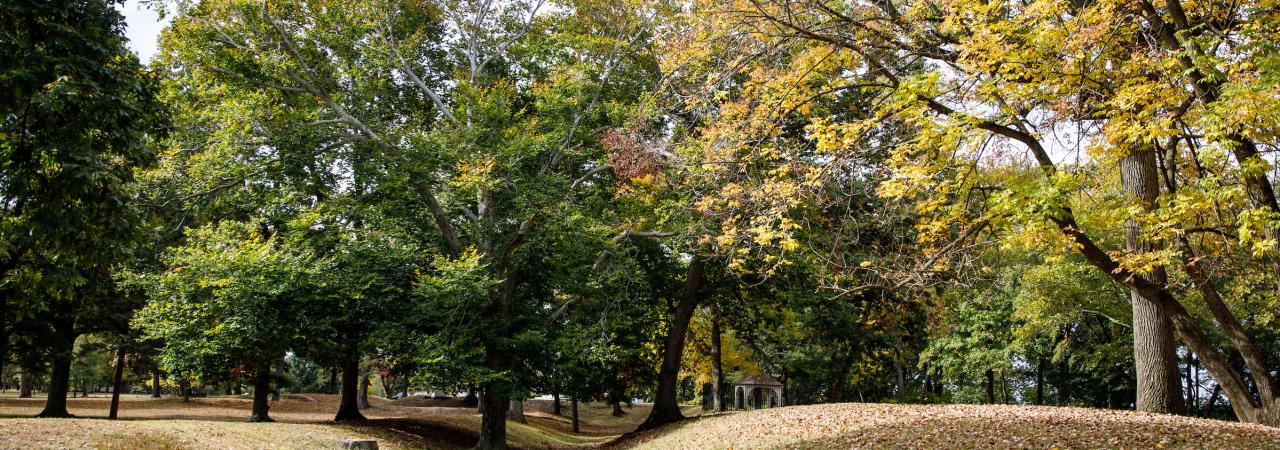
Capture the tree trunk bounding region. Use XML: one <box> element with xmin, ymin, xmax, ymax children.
<box><xmin>327</xmin><ymin>367</ymin><xmax>338</xmax><ymax>395</ymax></box>
<box><xmin>358</xmin><ymin>368</ymin><xmax>371</xmax><ymax>409</ymax></box>
<box><xmin>611</xmin><ymin>399</ymin><xmax>625</xmax><ymax>417</ymax></box>
<box><xmin>984</xmin><ymin>369</ymin><xmax>995</xmax><ymax>404</ymax></box>
<box><xmin>180</xmin><ymin>379</ymin><xmax>190</xmax><ymax>402</ymax></box>
<box><xmin>507</xmin><ymin>398</ymin><xmax>526</xmax><ymax>423</ymax></box>
<box><xmin>830</xmin><ymin>354</ymin><xmax>853</xmax><ymax>403</ymax></box>
<box><xmin>1186</xmin><ymin>353</ymin><xmax>1195</xmax><ymax>413</ymax></box>
<box><xmin>475</xmin><ymin>386</ymin><xmax>509</xmax><ymax>450</ymax></box>
<box><xmin>710</xmin><ymin>316</ymin><xmax>725</xmax><ymax>412</ymax></box>
<box><xmin>19</xmin><ymin>370</ymin><xmax>33</xmax><ymax>398</ymax></box>
<box><xmin>1035</xmin><ymin>356</ymin><xmax>1045</xmax><ymax>405</ymax></box>
<box><xmin>109</xmin><ymin>346</ymin><xmax>126</xmax><ymax>420</ymax></box>
<box><xmin>334</xmin><ymin>357</ymin><xmax>366</xmax><ymax>421</ymax></box>
<box><xmin>36</xmin><ymin>325</ymin><xmax>75</xmax><ymax>418</ymax></box>
<box><xmin>1001</xmin><ymin>371</ymin><xmax>1010</xmax><ymax>404</ymax></box>
<box><xmin>250</xmin><ymin>367</ymin><xmax>273</xmax><ymax>422</ymax></box>
<box><xmin>464</xmin><ymin>384</ymin><xmax>478</xmax><ymax>407</ymax></box>
<box><xmin>1204</xmin><ymin>384</ymin><xmax>1221</xmax><ymax>418</ymax></box>
<box><xmin>571</xmin><ymin>396</ymin><xmax>580</xmax><ymax>433</ymax></box>
<box><xmin>1120</xmin><ymin>147</ymin><xmax>1186</xmax><ymax>415</ymax></box>
<box><xmin>894</xmin><ymin>338</ymin><xmax>906</xmax><ymax>402</ymax></box>
<box><xmin>639</xmin><ymin>256</ymin><xmax>705</xmax><ymax>430</ymax></box>
<box><xmin>150</xmin><ymin>372</ymin><xmax>161</xmax><ymax>398</ymax></box>
<box><xmin>552</xmin><ymin>387</ymin><xmax>561</xmax><ymax>416</ymax></box>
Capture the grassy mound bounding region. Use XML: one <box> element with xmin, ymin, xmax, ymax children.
<box><xmin>619</xmin><ymin>403</ymin><xmax>1280</xmax><ymax>449</ymax></box>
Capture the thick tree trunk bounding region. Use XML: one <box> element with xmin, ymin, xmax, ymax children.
<box><xmin>830</xmin><ymin>354</ymin><xmax>853</xmax><ymax>403</ymax></box>
<box><xmin>475</xmin><ymin>387</ymin><xmax>509</xmax><ymax>450</ymax></box>
<box><xmin>571</xmin><ymin>396</ymin><xmax>580</xmax><ymax>433</ymax></box>
<box><xmin>464</xmin><ymin>384</ymin><xmax>478</xmax><ymax>407</ymax></box>
<box><xmin>250</xmin><ymin>367</ymin><xmax>273</xmax><ymax>422</ymax></box>
<box><xmin>710</xmin><ymin>317</ymin><xmax>725</xmax><ymax>412</ymax></box>
<box><xmin>19</xmin><ymin>370</ymin><xmax>34</xmax><ymax>398</ymax></box>
<box><xmin>507</xmin><ymin>398</ymin><xmax>526</xmax><ymax>423</ymax></box>
<box><xmin>552</xmin><ymin>388</ymin><xmax>562</xmax><ymax>416</ymax></box>
<box><xmin>639</xmin><ymin>256</ymin><xmax>705</xmax><ymax>430</ymax></box>
<box><xmin>109</xmin><ymin>346</ymin><xmax>126</xmax><ymax>420</ymax></box>
<box><xmin>151</xmin><ymin>372</ymin><xmax>161</xmax><ymax>398</ymax></box>
<box><xmin>37</xmin><ymin>326</ymin><xmax>75</xmax><ymax>418</ymax></box>
<box><xmin>334</xmin><ymin>357</ymin><xmax>366</xmax><ymax>421</ymax></box>
<box><xmin>380</xmin><ymin>375</ymin><xmax>393</xmax><ymax>399</ymax></box>
<box><xmin>984</xmin><ymin>369</ymin><xmax>995</xmax><ymax>404</ymax></box>
<box><xmin>358</xmin><ymin>369</ymin><xmax>371</xmax><ymax>409</ymax></box>
<box><xmin>611</xmin><ymin>399</ymin><xmax>625</xmax><ymax>417</ymax></box>
<box><xmin>1120</xmin><ymin>147</ymin><xmax>1186</xmax><ymax>415</ymax></box>
<box><xmin>180</xmin><ymin>379</ymin><xmax>190</xmax><ymax>402</ymax></box>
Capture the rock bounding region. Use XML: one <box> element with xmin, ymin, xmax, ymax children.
<box><xmin>340</xmin><ymin>439</ymin><xmax>378</xmax><ymax>450</ymax></box>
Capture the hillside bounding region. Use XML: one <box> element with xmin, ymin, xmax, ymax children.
<box><xmin>618</xmin><ymin>403</ymin><xmax>1280</xmax><ymax>449</ymax></box>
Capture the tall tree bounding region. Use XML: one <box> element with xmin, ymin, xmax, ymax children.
<box><xmin>1</xmin><ymin>0</ymin><xmax>166</xmax><ymax>417</ymax></box>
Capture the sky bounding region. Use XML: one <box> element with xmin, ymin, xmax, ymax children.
<box><xmin>117</xmin><ymin>0</ymin><xmax>170</xmax><ymax>64</ymax></box>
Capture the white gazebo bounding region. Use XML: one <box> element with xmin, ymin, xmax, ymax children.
<box><xmin>734</xmin><ymin>373</ymin><xmax>783</xmax><ymax>410</ymax></box>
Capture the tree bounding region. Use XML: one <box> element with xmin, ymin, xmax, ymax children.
<box><xmin>0</xmin><ymin>0</ymin><xmax>165</xmax><ymax>417</ymax></box>
<box><xmin>691</xmin><ymin>0</ymin><xmax>1280</xmax><ymax>426</ymax></box>
<box><xmin>135</xmin><ymin>221</ymin><xmax>319</xmax><ymax>422</ymax></box>
<box><xmin>154</xmin><ymin>0</ymin><xmax>663</xmax><ymax>445</ymax></box>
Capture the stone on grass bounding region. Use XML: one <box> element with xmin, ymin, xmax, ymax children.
<box><xmin>340</xmin><ymin>438</ymin><xmax>378</xmax><ymax>450</ymax></box>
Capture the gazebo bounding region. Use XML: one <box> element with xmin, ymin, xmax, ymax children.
<box><xmin>734</xmin><ymin>373</ymin><xmax>783</xmax><ymax>410</ymax></box>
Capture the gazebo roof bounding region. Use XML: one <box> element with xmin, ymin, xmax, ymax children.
<box><xmin>735</xmin><ymin>372</ymin><xmax>783</xmax><ymax>387</ymax></box>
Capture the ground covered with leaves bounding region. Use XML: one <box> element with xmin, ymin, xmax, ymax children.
<box><xmin>620</xmin><ymin>403</ymin><xmax>1280</xmax><ymax>449</ymax></box>
<box><xmin>0</xmin><ymin>394</ymin><xmax>667</xmax><ymax>449</ymax></box>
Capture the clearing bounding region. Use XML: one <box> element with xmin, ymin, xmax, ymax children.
<box><xmin>2</xmin><ymin>395</ymin><xmax>1278</xmax><ymax>449</ymax></box>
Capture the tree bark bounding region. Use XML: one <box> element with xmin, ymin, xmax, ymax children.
<box><xmin>984</xmin><ymin>369</ymin><xmax>995</xmax><ymax>404</ymax></box>
<box><xmin>1120</xmin><ymin>147</ymin><xmax>1186</xmax><ymax>415</ymax></box>
<box><xmin>19</xmin><ymin>370</ymin><xmax>34</xmax><ymax>398</ymax></box>
<box><xmin>150</xmin><ymin>372</ymin><xmax>161</xmax><ymax>398</ymax></box>
<box><xmin>611</xmin><ymin>399</ymin><xmax>625</xmax><ymax>417</ymax></box>
<box><xmin>571</xmin><ymin>396</ymin><xmax>580</xmax><ymax>433</ymax></box>
<box><xmin>710</xmin><ymin>316</ymin><xmax>725</xmax><ymax>412</ymax></box>
<box><xmin>638</xmin><ymin>256</ymin><xmax>705</xmax><ymax>430</ymax></box>
<box><xmin>109</xmin><ymin>346</ymin><xmax>126</xmax><ymax>420</ymax></box>
<box><xmin>250</xmin><ymin>367</ymin><xmax>273</xmax><ymax>422</ymax></box>
<box><xmin>358</xmin><ymin>368</ymin><xmax>371</xmax><ymax>409</ymax></box>
<box><xmin>180</xmin><ymin>379</ymin><xmax>190</xmax><ymax>402</ymax></box>
<box><xmin>36</xmin><ymin>323</ymin><xmax>75</xmax><ymax>418</ymax></box>
<box><xmin>552</xmin><ymin>387</ymin><xmax>561</xmax><ymax>416</ymax></box>
<box><xmin>1035</xmin><ymin>356</ymin><xmax>1045</xmax><ymax>405</ymax></box>
<box><xmin>475</xmin><ymin>386</ymin><xmax>509</xmax><ymax>450</ymax></box>
<box><xmin>334</xmin><ymin>357</ymin><xmax>366</xmax><ymax>421</ymax></box>
<box><xmin>830</xmin><ymin>353</ymin><xmax>853</xmax><ymax>403</ymax></box>
<box><xmin>894</xmin><ymin>338</ymin><xmax>906</xmax><ymax>402</ymax></box>
<box><xmin>507</xmin><ymin>398</ymin><xmax>526</xmax><ymax>423</ymax></box>
<box><xmin>464</xmin><ymin>384</ymin><xmax>478</xmax><ymax>407</ymax></box>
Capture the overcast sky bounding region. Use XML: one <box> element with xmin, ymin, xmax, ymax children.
<box><xmin>118</xmin><ymin>0</ymin><xmax>169</xmax><ymax>63</ymax></box>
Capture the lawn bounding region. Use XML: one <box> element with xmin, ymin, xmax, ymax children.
<box><xmin>4</xmin><ymin>395</ymin><xmax>1278</xmax><ymax>449</ymax></box>
<box><xmin>0</xmin><ymin>394</ymin><xmax>677</xmax><ymax>449</ymax></box>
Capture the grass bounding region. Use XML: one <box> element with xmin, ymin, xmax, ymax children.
<box><xmin>5</xmin><ymin>394</ymin><xmax>1272</xmax><ymax>449</ymax></box>
<box><xmin>0</xmin><ymin>393</ymin><xmax>669</xmax><ymax>449</ymax></box>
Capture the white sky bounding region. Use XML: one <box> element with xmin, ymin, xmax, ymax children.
<box><xmin>117</xmin><ymin>0</ymin><xmax>170</xmax><ymax>64</ymax></box>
